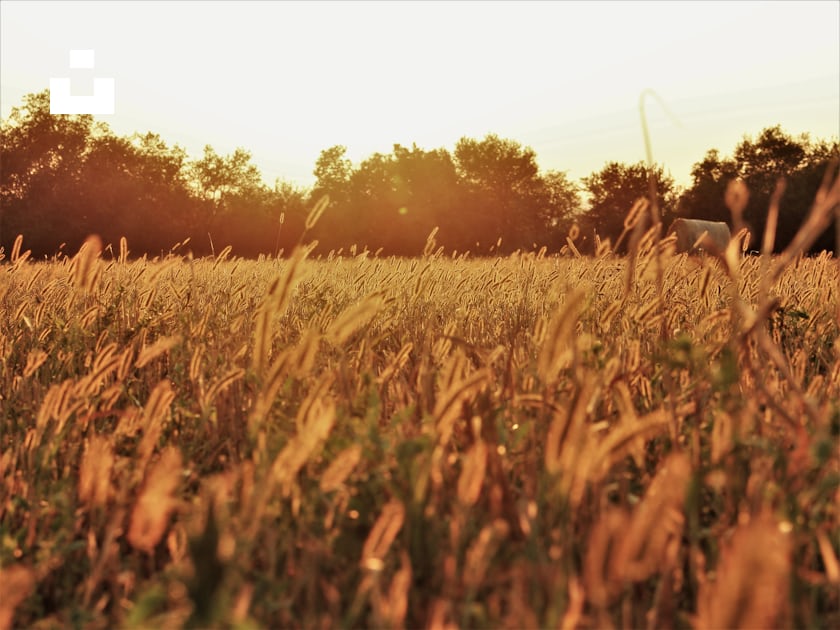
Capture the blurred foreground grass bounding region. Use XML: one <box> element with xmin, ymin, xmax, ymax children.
<box><xmin>1</xmin><ymin>234</ymin><xmax>839</xmax><ymax>629</ymax></box>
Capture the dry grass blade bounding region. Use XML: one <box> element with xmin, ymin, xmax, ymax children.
<box><xmin>291</xmin><ymin>327</ymin><xmax>321</xmax><ymax>377</ymax></box>
<box><xmin>816</xmin><ymin>529</ymin><xmax>840</xmax><ymax>584</ymax></box>
<box><xmin>544</xmin><ymin>380</ymin><xmax>598</xmax><ymax>509</ymax></box>
<box><xmin>189</xmin><ymin>345</ymin><xmax>204</xmax><ymax>384</ymax></box>
<box><xmin>537</xmin><ymin>288</ymin><xmax>586</xmax><ymax>385</ymax></box>
<box><xmin>326</xmin><ymin>293</ymin><xmax>385</xmax><ymax>346</ymax></box>
<box><xmin>249</xmin><ymin>348</ymin><xmax>294</xmax><ymax>430</ymax></box>
<box><xmin>119</xmin><ymin>236</ymin><xmax>129</xmax><ymax>264</ymax></box>
<box><xmin>633</xmin><ymin>295</ymin><xmax>661</xmax><ymax>326</ymax></box>
<box><xmin>7</xmin><ymin>237</ymin><xmax>30</xmax><ymax>271</ymax></box>
<box><xmin>145</xmin><ymin>257</ymin><xmax>181</xmax><ymax>285</ymax></box>
<box><xmin>116</xmin><ymin>345</ymin><xmax>135</xmax><ymax>382</ymax></box>
<box><xmin>272</xmin><ymin>393</ymin><xmax>336</xmax><ymax>492</ymax></box>
<box><xmin>34</xmin><ymin>380</ymin><xmax>80</xmax><ymax>437</ymax></box>
<box><xmin>377</xmin><ymin>342</ymin><xmax>413</xmax><ymax>385</ymax></box>
<box><xmin>433</xmin><ymin>368</ymin><xmax>490</xmax><ymax>444</ymax></box>
<box><xmin>584</xmin><ymin>507</ymin><xmax>631</xmax><ymax>607</ymax></box>
<box><xmin>137</xmin><ymin>380</ymin><xmax>176</xmax><ymax>466</ymax></box>
<box><xmin>544</xmin><ymin>381</ymin><xmax>594</xmax><ymax>475</ymax></box>
<box><xmin>599</xmin><ymin>300</ymin><xmax>623</xmax><ymax>332</ymax></box>
<box><xmin>695</xmin><ymin>513</ymin><xmax>792</xmax><ymax>629</ymax></box>
<box><xmin>710</xmin><ymin>410</ymin><xmax>734</xmax><ymax>465</ymax></box>
<box><xmin>761</xmin><ymin>179</ymin><xmax>785</xmax><ymax>258</ymax></box>
<box><xmin>212</xmin><ymin>245</ymin><xmax>233</xmax><ymax>270</ymax></box>
<box><xmin>305</xmin><ymin>194</ymin><xmax>330</xmax><ymax>231</ymax></box>
<box><xmin>294</xmin><ymin>375</ymin><xmax>334</xmax><ymax>432</ymax></box>
<box><xmin>457</xmin><ymin>440</ymin><xmax>488</xmax><ymax>506</ymax></box>
<box><xmin>462</xmin><ymin>519</ymin><xmax>510</xmax><ymax>590</ymax></box>
<box><xmin>610</xmin><ymin>380</ymin><xmax>645</xmax><ymax>466</ymax></box>
<box><xmin>78</xmin><ymin>435</ymin><xmax>115</xmax><ymax>509</ymax></box>
<box><xmin>320</xmin><ymin>444</ymin><xmax>363</xmax><ymax>493</ymax></box>
<box><xmin>424</xmin><ymin>227</ymin><xmax>440</xmax><ymax>258</ymax></box>
<box><xmin>361</xmin><ymin>499</ymin><xmax>405</xmax><ymax>571</ymax></box>
<box><xmin>135</xmin><ymin>335</ymin><xmax>182</xmax><ymax>369</ymax></box>
<box><xmin>611</xmin><ymin>452</ymin><xmax>691</xmax><ymax>582</ymax></box>
<box><xmin>127</xmin><ymin>446</ymin><xmax>182</xmax><ymax>555</ymax></box>
<box><xmin>590</xmin><ymin>409</ymin><xmax>671</xmax><ymax>484</ymax></box>
<box><xmin>70</xmin><ymin>235</ymin><xmax>103</xmax><ymax>294</ymax></box>
<box><xmin>22</xmin><ymin>349</ymin><xmax>48</xmax><ymax>379</ymax></box>
<box><xmin>10</xmin><ymin>234</ymin><xmax>24</xmax><ymax>264</ymax></box>
<box><xmin>0</xmin><ymin>564</ymin><xmax>35</xmax><ymax>630</ymax></box>
<box><xmin>79</xmin><ymin>342</ymin><xmax>122</xmax><ymax>396</ymax></box>
<box><xmin>725</xmin><ymin>178</ymin><xmax>750</xmax><ymax>233</ymax></box>
<box><xmin>202</xmin><ymin>367</ymin><xmax>245</xmax><ymax>412</ymax></box>
<box><xmin>377</xmin><ymin>551</ymin><xmax>412</xmax><ymax>628</ymax></box>
<box><xmin>595</xmin><ymin>235</ymin><xmax>613</xmax><ymax>257</ymax></box>
<box><xmin>560</xmin><ymin>577</ymin><xmax>585</xmax><ymax>630</ymax></box>
<box><xmin>252</xmin><ymin>246</ymin><xmax>308</xmax><ymax>374</ymax></box>
<box><xmin>615</xmin><ymin>197</ymin><xmax>649</xmax><ymax>253</ymax></box>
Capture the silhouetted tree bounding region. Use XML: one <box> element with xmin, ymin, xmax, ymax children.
<box><xmin>344</xmin><ymin>144</ymin><xmax>462</xmax><ymax>254</ymax></box>
<box><xmin>787</xmin><ymin>138</ymin><xmax>839</xmax><ymax>253</ymax></box>
<box><xmin>677</xmin><ymin>149</ymin><xmax>740</xmax><ymax>224</ymax></box>
<box><xmin>454</xmin><ymin>134</ymin><xmax>544</xmax><ymax>251</ymax></box>
<box><xmin>679</xmin><ymin>126</ymin><xmax>838</xmax><ymax>253</ymax></box>
<box><xmin>75</xmin><ymin>132</ymin><xmax>195</xmax><ymax>254</ymax></box>
<box><xmin>307</xmin><ymin>138</ymin><xmax>578</xmax><ymax>256</ymax></box>
<box><xmin>312</xmin><ymin>145</ymin><xmax>353</xmax><ymax>208</ymax></box>
<box><xmin>1</xmin><ymin>91</ymin><xmax>94</xmax><ymax>254</ymax></box>
<box><xmin>187</xmin><ymin>146</ymin><xmax>263</xmax><ymax>236</ymax></box>
<box><xmin>4</xmin><ymin>89</ymin><xmax>833</xmax><ymax>259</ymax></box>
<box><xmin>526</xmin><ymin>169</ymin><xmax>581</xmax><ymax>250</ymax></box>
<box><xmin>580</xmin><ymin>161</ymin><xmax>676</xmax><ymax>253</ymax></box>
<box><xmin>310</xmin><ymin>145</ymin><xmax>361</xmax><ymax>251</ymax></box>
<box><xmin>389</xmin><ymin>143</ymin><xmax>462</xmax><ymax>250</ymax></box>
<box><xmin>271</xmin><ymin>179</ymin><xmax>309</xmax><ymax>254</ymax></box>
<box><xmin>1</xmin><ymin>91</ymin><xmax>276</xmax><ymax>258</ymax></box>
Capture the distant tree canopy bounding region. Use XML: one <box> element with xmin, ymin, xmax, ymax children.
<box><xmin>677</xmin><ymin>125</ymin><xmax>839</xmax><ymax>252</ymax></box>
<box><xmin>1</xmin><ymin>90</ymin><xmax>837</xmax><ymax>259</ymax></box>
<box><xmin>309</xmin><ymin>135</ymin><xmax>579</xmax><ymax>255</ymax></box>
<box><xmin>0</xmin><ymin>91</ymin><xmax>307</xmax><ymax>258</ymax></box>
<box><xmin>579</xmin><ymin>162</ymin><xmax>678</xmax><ymax>254</ymax></box>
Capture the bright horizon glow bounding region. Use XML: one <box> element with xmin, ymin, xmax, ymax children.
<box><xmin>1</xmin><ymin>0</ymin><xmax>838</xmax><ymax>192</ymax></box>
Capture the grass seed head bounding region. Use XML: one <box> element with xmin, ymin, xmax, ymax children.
<box><xmin>127</xmin><ymin>446</ymin><xmax>183</xmax><ymax>555</ymax></box>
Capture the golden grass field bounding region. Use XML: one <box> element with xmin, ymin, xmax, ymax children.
<box><xmin>1</xmin><ymin>218</ymin><xmax>838</xmax><ymax>629</ymax></box>
<box><xmin>2</xmin><ymin>163</ymin><xmax>840</xmax><ymax>630</ymax></box>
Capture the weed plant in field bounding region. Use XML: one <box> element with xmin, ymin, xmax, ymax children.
<box><xmin>0</xmin><ymin>169</ymin><xmax>839</xmax><ymax>628</ymax></box>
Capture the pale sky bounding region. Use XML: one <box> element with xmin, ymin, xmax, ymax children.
<box><xmin>1</xmin><ymin>0</ymin><xmax>838</xmax><ymax>191</ymax></box>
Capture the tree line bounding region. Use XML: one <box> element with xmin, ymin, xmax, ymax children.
<box><xmin>1</xmin><ymin>90</ymin><xmax>837</xmax><ymax>259</ymax></box>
